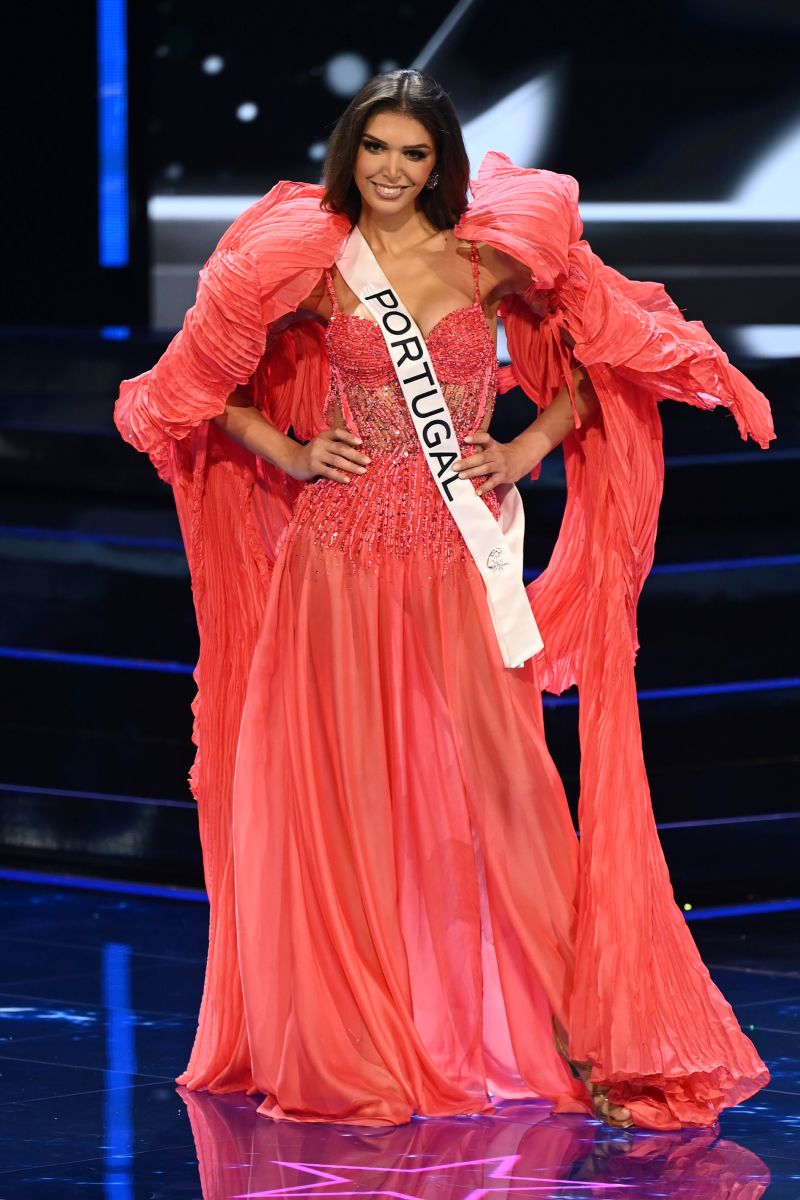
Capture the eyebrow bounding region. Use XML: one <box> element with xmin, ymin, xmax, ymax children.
<box><xmin>362</xmin><ymin>133</ymin><xmax>432</xmax><ymax>150</ymax></box>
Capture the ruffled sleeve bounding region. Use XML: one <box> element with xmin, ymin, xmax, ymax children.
<box><xmin>461</xmin><ymin>153</ymin><xmax>774</xmax><ymax>452</ymax></box>
<box><xmin>114</xmin><ymin>246</ymin><xmax>268</xmax><ymax>481</ymax></box>
<box><xmin>560</xmin><ymin>243</ymin><xmax>775</xmax><ymax>448</ymax></box>
<box><xmin>455</xmin><ymin>151</ymin><xmax>580</xmax><ymax>292</ymax></box>
<box><xmin>113</xmin><ymin>181</ymin><xmax>350</xmax><ymax>484</ymax></box>
<box><xmin>456</xmin><ymin>151</ymin><xmax>773</xmax><ymax>1131</ymax></box>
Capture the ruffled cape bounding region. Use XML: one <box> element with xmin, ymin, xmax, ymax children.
<box><xmin>115</xmin><ymin>151</ymin><xmax>773</xmax><ymax>1129</ymax></box>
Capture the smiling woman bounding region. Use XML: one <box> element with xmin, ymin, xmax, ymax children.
<box><xmin>348</xmin><ymin>120</ymin><xmax>438</xmax><ymax>204</ymax></box>
<box><xmin>320</xmin><ymin>71</ymin><xmax>469</xmax><ymax>229</ymax></box>
<box><xmin>114</xmin><ymin>68</ymin><xmax>773</xmax><ymax>1135</ymax></box>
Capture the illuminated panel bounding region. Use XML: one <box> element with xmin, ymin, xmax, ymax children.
<box><xmin>737</xmin><ymin>325</ymin><xmax>800</xmax><ymax>358</ymax></box>
<box><xmin>97</xmin><ymin>0</ymin><xmax>129</xmax><ymax>266</ymax></box>
<box><xmin>103</xmin><ymin>943</ymin><xmax>135</xmax><ymax>1200</ymax></box>
<box><xmin>148</xmin><ymin>87</ymin><xmax>800</xmax><ymax>224</ymax></box>
<box><xmin>148</xmin><ymin>194</ymin><xmax>800</xmax><ymax>225</ymax></box>
<box><xmin>463</xmin><ymin>73</ymin><xmax>560</xmax><ymax>171</ymax></box>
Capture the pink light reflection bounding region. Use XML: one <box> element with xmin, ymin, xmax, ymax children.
<box><xmin>177</xmin><ymin>1090</ymin><xmax>770</xmax><ymax>1200</ymax></box>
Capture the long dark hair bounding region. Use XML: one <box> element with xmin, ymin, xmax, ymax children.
<box><xmin>321</xmin><ymin>70</ymin><xmax>470</xmax><ymax>230</ymax></box>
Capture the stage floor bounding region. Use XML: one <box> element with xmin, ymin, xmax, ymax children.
<box><xmin>0</xmin><ymin>878</ymin><xmax>797</xmax><ymax>1198</ymax></box>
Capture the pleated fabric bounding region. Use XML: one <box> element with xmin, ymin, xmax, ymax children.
<box><xmin>230</xmin><ymin>530</ymin><xmax>590</xmax><ymax>1124</ymax></box>
<box><xmin>455</xmin><ymin>159</ymin><xmax>773</xmax><ymax>1125</ymax></box>
<box><xmin>114</xmin><ymin>151</ymin><xmax>774</xmax><ymax>1131</ymax></box>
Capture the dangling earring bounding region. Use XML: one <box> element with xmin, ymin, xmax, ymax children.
<box><xmin>425</xmin><ymin>170</ymin><xmax>439</xmax><ymax>190</ymax></box>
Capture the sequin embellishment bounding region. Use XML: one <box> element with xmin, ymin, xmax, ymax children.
<box><xmin>287</xmin><ymin>242</ymin><xmax>501</xmax><ymax>577</ymax></box>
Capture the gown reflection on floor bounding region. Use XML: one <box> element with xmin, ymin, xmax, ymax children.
<box><xmin>179</xmin><ymin>1087</ymin><xmax>771</xmax><ymax>1200</ymax></box>
<box><xmin>1</xmin><ymin>881</ymin><xmax>791</xmax><ymax>1197</ymax></box>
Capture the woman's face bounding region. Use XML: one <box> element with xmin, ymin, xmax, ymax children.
<box><xmin>353</xmin><ymin>110</ymin><xmax>437</xmax><ymax>217</ymax></box>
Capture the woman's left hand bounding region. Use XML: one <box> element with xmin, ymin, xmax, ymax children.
<box><xmin>452</xmin><ymin>431</ymin><xmax>537</xmax><ymax>497</ymax></box>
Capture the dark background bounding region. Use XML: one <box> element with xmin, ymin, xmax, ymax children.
<box><xmin>0</xmin><ymin>0</ymin><xmax>798</xmax><ymax>903</ymax></box>
<box><xmin>5</xmin><ymin>0</ymin><xmax>800</xmax><ymax>324</ymax></box>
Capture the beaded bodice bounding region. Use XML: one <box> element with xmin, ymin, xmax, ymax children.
<box><xmin>287</xmin><ymin>242</ymin><xmax>502</xmax><ymax>576</ymax></box>
<box><xmin>322</xmin><ymin>241</ymin><xmax>497</xmax><ymax>450</ymax></box>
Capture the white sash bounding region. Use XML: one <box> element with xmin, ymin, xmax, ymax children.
<box><xmin>335</xmin><ymin>226</ymin><xmax>543</xmax><ymax>669</ymax></box>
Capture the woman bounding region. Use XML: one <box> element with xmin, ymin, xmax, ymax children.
<box><xmin>115</xmin><ymin>70</ymin><xmax>773</xmax><ymax>1131</ymax></box>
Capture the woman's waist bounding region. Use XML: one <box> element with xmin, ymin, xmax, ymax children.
<box><xmin>302</xmin><ymin>446</ymin><xmax>495</xmax><ymax>497</ymax></box>
<box><xmin>288</xmin><ymin>452</ymin><xmax>502</xmax><ymax>569</ymax></box>
<box><xmin>326</xmin><ymin>421</ymin><xmax>487</xmax><ymax>456</ymax></box>
<box><xmin>324</xmin><ymin>380</ymin><xmax>496</xmax><ymax>453</ymax></box>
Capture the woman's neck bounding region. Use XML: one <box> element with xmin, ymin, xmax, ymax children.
<box><xmin>356</xmin><ymin>205</ymin><xmax>440</xmax><ymax>257</ymax></box>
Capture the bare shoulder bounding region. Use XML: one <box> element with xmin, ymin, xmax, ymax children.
<box><xmin>473</xmin><ymin>242</ymin><xmax>532</xmax><ymax>301</ymax></box>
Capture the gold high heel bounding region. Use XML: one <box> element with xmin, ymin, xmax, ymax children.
<box><xmin>552</xmin><ymin>1017</ymin><xmax>635</xmax><ymax>1130</ymax></box>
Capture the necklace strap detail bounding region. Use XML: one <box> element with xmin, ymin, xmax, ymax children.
<box><xmin>470</xmin><ymin>241</ymin><xmax>481</xmax><ymax>302</ymax></box>
<box><xmin>322</xmin><ymin>268</ymin><xmax>340</xmax><ymax>315</ymax></box>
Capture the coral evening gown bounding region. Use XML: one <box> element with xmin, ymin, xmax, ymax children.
<box><xmin>220</xmin><ymin>245</ymin><xmax>590</xmax><ymax>1125</ymax></box>
<box><xmin>115</xmin><ymin>152</ymin><xmax>774</xmax><ymax>1132</ymax></box>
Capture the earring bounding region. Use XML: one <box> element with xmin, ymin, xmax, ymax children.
<box><xmin>425</xmin><ymin>171</ymin><xmax>439</xmax><ymax>190</ymax></box>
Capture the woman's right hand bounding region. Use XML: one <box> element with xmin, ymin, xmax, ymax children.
<box><xmin>286</xmin><ymin>427</ymin><xmax>371</xmax><ymax>483</ymax></box>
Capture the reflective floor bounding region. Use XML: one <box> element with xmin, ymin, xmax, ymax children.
<box><xmin>0</xmin><ymin>879</ymin><xmax>797</xmax><ymax>1198</ymax></box>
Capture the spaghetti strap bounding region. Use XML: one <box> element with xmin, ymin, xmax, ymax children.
<box><xmin>469</xmin><ymin>241</ymin><xmax>481</xmax><ymax>303</ymax></box>
<box><xmin>323</xmin><ymin>267</ymin><xmax>340</xmax><ymax>315</ymax></box>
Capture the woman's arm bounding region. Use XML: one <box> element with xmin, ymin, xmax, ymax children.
<box><xmin>211</xmin><ymin>388</ymin><xmax>370</xmax><ymax>483</ymax></box>
<box><xmin>453</xmin><ymin>365</ymin><xmax>600</xmax><ymax>497</ymax></box>
<box><xmin>210</xmin><ymin>275</ymin><xmax>370</xmax><ymax>483</ymax></box>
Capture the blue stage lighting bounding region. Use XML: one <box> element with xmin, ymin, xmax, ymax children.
<box><xmin>97</xmin><ymin>0</ymin><xmax>129</xmax><ymax>267</ymax></box>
